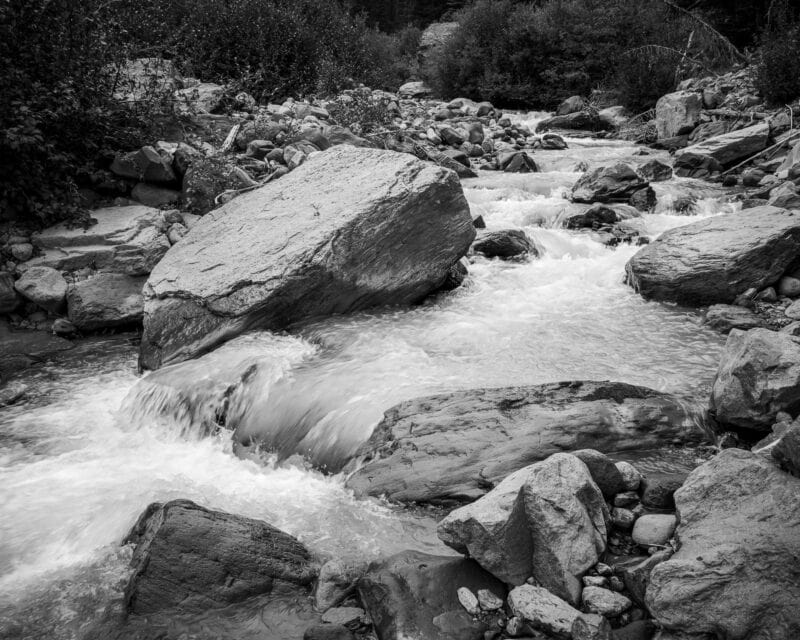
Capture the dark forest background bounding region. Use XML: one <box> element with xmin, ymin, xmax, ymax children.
<box><xmin>2</xmin><ymin>0</ymin><xmax>798</xmax><ymax>224</ymax></box>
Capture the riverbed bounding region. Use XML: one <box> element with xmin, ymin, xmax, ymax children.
<box><xmin>0</xmin><ymin>121</ymin><xmax>734</xmax><ymax>638</ymax></box>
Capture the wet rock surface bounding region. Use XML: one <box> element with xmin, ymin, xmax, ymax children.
<box><xmin>346</xmin><ymin>381</ymin><xmax>704</xmax><ymax>504</ymax></box>
<box><xmin>140</xmin><ymin>145</ymin><xmax>474</xmax><ymax>369</ymax></box>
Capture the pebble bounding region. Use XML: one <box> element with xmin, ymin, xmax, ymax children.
<box><xmin>581</xmin><ymin>586</ymin><xmax>632</xmax><ymax>617</ymax></box>
<box><xmin>457</xmin><ymin>586</ymin><xmax>481</xmax><ymax>615</ymax></box>
<box><xmin>505</xmin><ymin>616</ymin><xmax>526</xmax><ymax>637</ymax></box>
<box><xmin>611</xmin><ymin>507</ymin><xmax>636</xmax><ymax>530</ymax></box>
<box><xmin>10</xmin><ymin>243</ymin><xmax>33</xmax><ymax>262</ymax></box>
<box><xmin>477</xmin><ymin>588</ymin><xmax>504</xmax><ymax>611</ymax></box>
<box><xmin>632</xmin><ymin>514</ymin><xmax>677</xmax><ymax>547</ymax></box>
<box><xmin>583</xmin><ymin>575</ymin><xmax>608</xmax><ymax>587</ymax></box>
<box><xmin>613</xmin><ymin>491</ymin><xmax>639</xmax><ymax>507</ymax></box>
<box><xmin>595</xmin><ymin>563</ymin><xmax>613</xmax><ymax>577</ymax></box>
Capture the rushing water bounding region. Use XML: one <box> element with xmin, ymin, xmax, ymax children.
<box><xmin>0</xmin><ymin>121</ymin><xmax>734</xmax><ymax>638</ymax></box>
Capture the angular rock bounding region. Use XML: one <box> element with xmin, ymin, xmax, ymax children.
<box><xmin>639</xmin><ymin>473</ymin><xmax>686</xmax><ymax>510</ymax></box>
<box><xmin>631</xmin><ymin>515</ymin><xmax>677</xmax><ymax>547</ymax></box>
<box><xmin>508</xmin><ymin>584</ymin><xmax>580</xmax><ymax>637</ymax></box>
<box><xmin>703</xmin><ymin>304</ymin><xmax>765</xmax><ymax>334</ymax></box>
<box><xmin>14</xmin><ymin>266</ymin><xmax>67</xmax><ymax>313</ymax></box>
<box><xmin>315</xmin><ymin>559</ymin><xmax>368</xmax><ymax>612</ymax></box>
<box><xmin>638</xmin><ymin>160</ymin><xmax>673</xmax><ymax>182</ymax></box>
<box><xmin>571</xmin><ymin>164</ymin><xmax>651</xmax><ymax>206</ymax></box>
<box><xmin>582</xmin><ymin>587</ymin><xmax>632</xmax><ymax>617</ymax></box>
<box><xmin>566</xmin><ymin>205</ymin><xmax>618</xmax><ymax>229</ymax></box>
<box><xmin>647</xmin><ymin>450</ymin><xmax>800</xmax><ymax>639</ymax></box>
<box><xmin>357</xmin><ymin>551</ymin><xmax>506</xmax><ymax>640</ymax></box>
<box><xmin>572</xmin><ymin>612</ymin><xmax>612</xmax><ymax>640</ymax></box>
<box><xmin>346</xmin><ymin>381</ymin><xmax>704</xmax><ymax>504</ymax></box>
<box><xmin>421</xmin><ymin>147</ymin><xmax>478</xmax><ymax>179</ymax></box>
<box><xmin>673</xmin><ymin>152</ymin><xmax>723</xmax><ymax>179</ymax></box>
<box><xmin>676</xmin><ymin>122</ymin><xmax>769</xmax><ymax>167</ymax></box>
<box><xmin>498</xmin><ymin>151</ymin><xmax>538</xmax><ymax>173</ymax></box>
<box><xmin>558</xmin><ymin>96</ymin><xmax>588</xmax><ymax>116</ymax></box>
<box><xmin>620</xmin><ymin>550</ymin><xmax>672</xmax><ymax>610</ymax></box>
<box><xmin>438</xmin><ymin>454</ymin><xmax>608</xmax><ymax>604</ymax></box>
<box><xmin>772</xmin><ymin>422</ymin><xmax>800</xmax><ymax>476</ymax></box>
<box><xmin>398</xmin><ymin>81</ymin><xmax>433</xmax><ymax>99</ymax></box>
<box><xmin>477</xmin><ymin>589</ymin><xmax>503</xmax><ymax>611</ymax></box>
<box><xmin>140</xmin><ymin>146</ymin><xmax>474</xmax><ymax>369</ymax></box>
<box><xmin>124</xmin><ymin>499</ymin><xmax>315</xmax><ymax>614</ymax></box>
<box><xmin>321</xmin><ymin>606</ymin><xmax>366</xmax><ymax>627</ymax></box>
<box><xmin>472</xmin><ymin>229</ymin><xmax>536</xmax><ymax>259</ymax></box>
<box><xmin>30</xmin><ymin>206</ymin><xmax>169</xmax><ymax>276</ymax></box>
<box><xmin>625</xmin><ymin>206</ymin><xmax>800</xmax><ymax>306</ymax></box>
<box><xmin>655</xmin><ymin>91</ymin><xmax>702</xmax><ymax>139</ymax></box>
<box><xmin>67</xmin><ymin>273</ymin><xmax>146</xmax><ymax>330</ymax></box>
<box><xmin>711</xmin><ymin>327</ymin><xmax>800</xmax><ymax>431</ymax></box>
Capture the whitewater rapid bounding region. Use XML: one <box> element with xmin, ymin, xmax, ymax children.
<box><xmin>0</xmin><ymin>125</ymin><xmax>734</xmax><ymax>638</ymax></box>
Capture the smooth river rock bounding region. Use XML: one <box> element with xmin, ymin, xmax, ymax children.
<box><xmin>345</xmin><ymin>381</ymin><xmax>704</xmax><ymax>505</ymax></box>
<box><xmin>139</xmin><ymin>146</ymin><xmax>474</xmax><ymax>369</ymax></box>
<box><xmin>357</xmin><ymin>551</ymin><xmax>506</xmax><ymax>640</ymax></box>
<box><xmin>647</xmin><ymin>450</ymin><xmax>800</xmax><ymax>639</ymax></box>
<box><xmin>710</xmin><ymin>328</ymin><xmax>800</xmax><ymax>432</ymax></box>
<box><xmin>123</xmin><ymin>499</ymin><xmax>316</xmax><ymax>614</ymax></box>
<box><xmin>625</xmin><ymin>206</ymin><xmax>800</xmax><ymax>305</ymax></box>
<box><xmin>438</xmin><ymin>453</ymin><xmax>608</xmax><ymax>604</ymax></box>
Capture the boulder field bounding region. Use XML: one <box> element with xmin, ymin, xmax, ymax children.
<box><xmin>139</xmin><ymin>145</ymin><xmax>475</xmax><ymax>369</ymax></box>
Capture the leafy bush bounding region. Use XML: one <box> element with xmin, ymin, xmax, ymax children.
<box><xmin>424</xmin><ymin>0</ymin><xmax>737</xmax><ymax>112</ymax></box>
<box><xmin>756</xmin><ymin>2</ymin><xmax>800</xmax><ymax>105</ymax></box>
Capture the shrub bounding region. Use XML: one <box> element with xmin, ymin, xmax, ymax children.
<box><xmin>756</xmin><ymin>2</ymin><xmax>800</xmax><ymax>105</ymax></box>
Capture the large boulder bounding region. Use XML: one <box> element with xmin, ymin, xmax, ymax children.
<box><xmin>357</xmin><ymin>551</ymin><xmax>506</xmax><ymax>640</ymax></box>
<box><xmin>676</xmin><ymin>122</ymin><xmax>770</xmax><ymax>168</ymax></box>
<box><xmin>647</xmin><ymin>450</ymin><xmax>800</xmax><ymax>639</ymax></box>
<box><xmin>345</xmin><ymin>381</ymin><xmax>704</xmax><ymax>505</ymax></box>
<box><xmin>67</xmin><ymin>273</ymin><xmax>146</xmax><ymax>330</ymax></box>
<box><xmin>29</xmin><ymin>206</ymin><xmax>170</xmax><ymax>276</ymax></box>
<box><xmin>557</xmin><ymin>96</ymin><xmax>588</xmax><ymax>116</ymax></box>
<box><xmin>397</xmin><ymin>81</ymin><xmax>433</xmax><ymax>99</ymax></box>
<box><xmin>438</xmin><ymin>454</ymin><xmax>608</xmax><ymax>604</ymax></box>
<box><xmin>472</xmin><ymin>229</ymin><xmax>537</xmax><ymax>259</ymax></box>
<box><xmin>625</xmin><ymin>206</ymin><xmax>800</xmax><ymax>306</ymax></box>
<box><xmin>571</xmin><ymin>164</ymin><xmax>653</xmax><ymax>209</ymax></box>
<box><xmin>655</xmin><ymin>91</ymin><xmax>702</xmax><ymax>139</ymax></box>
<box><xmin>140</xmin><ymin>146</ymin><xmax>474</xmax><ymax>369</ymax></box>
<box><xmin>710</xmin><ymin>328</ymin><xmax>800</xmax><ymax>432</ymax></box>
<box><xmin>124</xmin><ymin>499</ymin><xmax>316</xmax><ymax>614</ymax></box>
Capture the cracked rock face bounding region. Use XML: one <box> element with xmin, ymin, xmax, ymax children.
<box><xmin>139</xmin><ymin>145</ymin><xmax>474</xmax><ymax>369</ymax></box>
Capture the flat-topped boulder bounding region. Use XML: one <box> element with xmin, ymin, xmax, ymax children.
<box><xmin>139</xmin><ymin>145</ymin><xmax>474</xmax><ymax>369</ymax></box>
<box><xmin>345</xmin><ymin>381</ymin><xmax>704</xmax><ymax>505</ymax></box>
<box><xmin>29</xmin><ymin>205</ymin><xmax>170</xmax><ymax>276</ymax></box>
<box><xmin>647</xmin><ymin>450</ymin><xmax>800</xmax><ymax>639</ymax></box>
<box><xmin>67</xmin><ymin>273</ymin><xmax>146</xmax><ymax>330</ymax></box>
<box><xmin>675</xmin><ymin>121</ymin><xmax>769</xmax><ymax>167</ymax></box>
<box><xmin>625</xmin><ymin>206</ymin><xmax>800</xmax><ymax>306</ymax></box>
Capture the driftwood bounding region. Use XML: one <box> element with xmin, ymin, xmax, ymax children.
<box><xmin>220</xmin><ymin>123</ymin><xmax>241</xmax><ymax>153</ymax></box>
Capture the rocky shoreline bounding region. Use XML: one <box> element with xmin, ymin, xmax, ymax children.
<box><xmin>3</xmin><ymin>60</ymin><xmax>800</xmax><ymax>640</ymax></box>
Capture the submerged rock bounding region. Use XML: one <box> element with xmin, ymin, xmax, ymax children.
<box><xmin>472</xmin><ymin>229</ymin><xmax>537</xmax><ymax>259</ymax></box>
<box><xmin>710</xmin><ymin>328</ymin><xmax>800</xmax><ymax>432</ymax></box>
<box><xmin>437</xmin><ymin>453</ymin><xmax>608</xmax><ymax>604</ymax></box>
<box><xmin>647</xmin><ymin>450</ymin><xmax>800</xmax><ymax>639</ymax></box>
<box><xmin>139</xmin><ymin>146</ymin><xmax>474</xmax><ymax>369</ymax></box>
<box><xmin>345</xmin><ymin>381</ymin><xmax>704</xmax><ymax>505</ymax></box>
<box><xmin>123</xmin><ymin>499</ymin><xmax>316</xmax><ymax>614</ymax></box>
<box><xmin>571</xmin><ymin>164</ymin><xmax>653</xmax><ymax>209</ymax></box>
<box><xmin>357</xmin><ymin>551</ymin><xmax>506</xmax><ymax>640</ymax></box>
<box><xmin>625</xmin><ymin>206</ymin><xmax>800</xmax><ymax>306</ymax></box>
<box><xmin>703</xmin><ymin>304</ymin><xmax>765</xmax><ymax>334</ymax></box>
